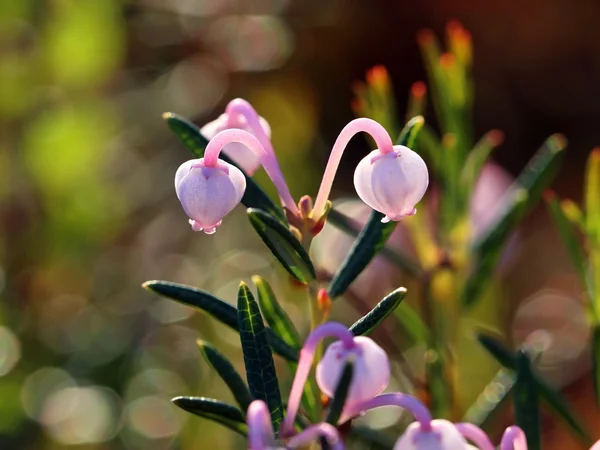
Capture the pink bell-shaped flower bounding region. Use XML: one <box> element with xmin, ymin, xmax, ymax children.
<box><xmin>201</xmin><ymin>112</ymin><xmax>271</xmax><ymax>175</ymax></box>
<box><xmin>316</xmin><ymin>335</ymin><xmax>390</xmax><ymax>404</ymax></box>
<box><xmin>394</xmin><ymin>420</ymin><xmax>479</xmax><ymax>450</ymax></box>
<box><xmin>354</xmin><ymin>145</ymin><xmax>429</xmax><ymax>222</ymax></box>
<box><xmin>175</xmin><ymin>157</ymin><xmax>245</xmax><ymax>234</ymax></box>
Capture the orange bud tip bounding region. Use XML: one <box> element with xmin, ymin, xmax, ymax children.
<box><xmin>411</xmin><ymin>81</ymin><xmax>427</xmax><ymax>98</ymax></box>
<box><xmin>542</xmin><ymin>190</ymin><xmax>556</xmax><ymax>202</ymax></box>
<box><xmin>367</xmin><ymin>65</ymin><xmax>390</xmax><ymax>85</ymax></box>
<box><xmin>487</xmin><ymin>129</ymin><xmax>505</xmax><ymax>146</ymax></box>
<box><xmin>591</xmin><ymin>147</ymin><xmax>600</xmax><ymax>159</ymax></box>
<box><xmin>440</xmin><ymin>53</ymin><xmax>455</xmax><ymax>68</ymax></box>
<box><xmin>317</xmin><ymin>288</ymin><xmax>332</xmax><ymax>311</ymax></box>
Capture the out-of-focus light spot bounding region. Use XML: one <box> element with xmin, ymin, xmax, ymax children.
<box><xmin>207</xmin><ymin>15</ymin><xmax>293</xmax><ymax>71</ymax></box>
<box><xmin>0</xmin><ymin>327</ymin><xmax>21</xmax><ymax>376</ymax></box>
<box><xmin>513</xmin><ymin>289</ymin><xmax>590</xmax><ymax>386</ymax></box>
<box><xmin>156</xmin><ymin>57</ymin><xmax>227</xmax><ymax>118</ymax></box>
<box><xmin>141</xmin><ymin>0</ymin><xmax>232</xmax><ymax>17</ymax></box>
<box><xmin>126</xmin><ymin>395</ymin><xmax>182</xmax><ymax>439</ymax></box>
<box><xmin>41</xmin><ymin>386</ymin><xmax>121</xmax><ymax>445</ymax></box>
<box><xmin>126</xmin><ymin>369</ymin><xmax>188</xmax><ymax>400</ymax></box>
<box><xmin>150</xmin><ymin>298</ymin><xmax>194</xmax><ymax>324</ymax></box>
<box><xmin>21</xmin><ymin>367</ymin><xmax>76</xmax><ymax>420</ymax></box>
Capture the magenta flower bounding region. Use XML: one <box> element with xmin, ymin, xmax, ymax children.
<box><xmin>312</xmin><ymin>118</ymin><xmax>428</xmax><ymax>223</ymax></box>
<box><xmin>247</xmin><ymin>400</ymin><xmax>343</xmax><ymax>450</ymax></box>
<box><xmin>280</xmin><ymin>322</ymin><xmax>390</xmax><ymax>436</ymax></box>
<box><xmin>200</xmin><ymin>99</ymin><xmax>272</xmax><ymax>175</ymax></box>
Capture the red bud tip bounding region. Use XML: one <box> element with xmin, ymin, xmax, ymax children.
<box><xmin>439</xmin><ymin>52</ymin><xmax>455</xmax><ymax>68</ymax></box>
<box><xmin>411</xmin><ymin>81</ymin><xmax>427</xmax><ymax>98</ymax></box>
<box><xmin>591</xmin><ymin>147</ymin><xmax>600</xmax><ymax>159</ymax></box>
<box><xmin>542</xmin><ymin>190</ymin><xmax>556</xmax><ymax>202</ymax></box>
<box><xmin>367</xmin><ymin>65</ymin><xmax>390</xmax><ymax>86</ymax></box>
<box><xmin>487</xmin><ymin>129</ymin><xmax>505</xmax><ymax>146</ymax></box>
<box><xmin>317</xmin><ymin>288</ymin><xmax>332</xmax><ymax>314</ymax></box>
<box><xmin>417</xmin><ymin>29</ymin><xmax>435</xmax><ymax>46</ymax></box>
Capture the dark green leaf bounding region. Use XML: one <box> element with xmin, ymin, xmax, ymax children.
<box><xmin>514</xmin><ymin>350</ymin><xmax>541</xmax><ymax>450</ymax></box>
<box><xmin>349</xmin><ymin>287</ymin><xmax>407</xmax><ymax>336</ymax></box>
<box><xmin>172</xmin><ymin>396</ymin><xmax>247</xmax><ymax>436</ymax></box>
<box><xmin>476</xmin><ymin>331</ymin><xmax>593</xmax><ymax>444</ymax></box>
<box><xmin>237</xmin><ymin>282</ymin><xmax>284</xmax><ymax>431</ymax></box>
<box><xmin>252</xmin><ymin>275</ymin><xmax>301</xmax><ymax>348</ymax></box>
<box><xmin>545</xmin><ymin>192</ymin><xmax>588</xmax><ymax>287</ymax></box>
<box><xmin>142</xmin><ymin>280</ymin><xmax>298</xmax><ymax>362</ymax></box>
<box><xmin>327</xmin><ymin>117</ymin><xmax>426</xmax><ymax>299</ymax></box>
<box><xmin>463</xmin><ymin>135</ymin><xmax>567</xmax><ymax>309</ymax></box>
<box><xmin>462</xmin><ymin>368</ymin><xmax>515</xmax><ymax>429</ymax></box>
<box><xmin>197</xmin><ymin>340</ymin><xmax>253</xmax><ymax>411</ymax></box>
<box><xmin>324</xmin><ymin>359</ymin><xmax>354</xmax><ymax>426</ymax></box>
<box><xmin>326</xmin><ymin>208</ymin><xmax>421</xmax><ymax>277</ymax></box>
<box><xmin>164</xmin><ymin>112</ymin><xmax>286</xmax><ymax>222</ymax></box>
<box><xmin>247</xmin><ymin>209</ymin><xmax>315</xmax><ymax>284</ymax></box>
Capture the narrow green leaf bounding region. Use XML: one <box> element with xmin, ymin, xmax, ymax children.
<box><xmin>247</xmin><ymin>208</ymin><xmax>315</xmax><ymax>284</ymax></box>
<box><xmin>237</xmin><ymin>282</ymin><xmax>284</xmax><ymax>431</ymax></box>
<box><xmin>463</xmin><ymin>135</ymin><xmax>567</xmax><ymax>309</ymax></box>
<box><xmin>252</xmin><ymin>276</ymin><xmax>301</xmax><ymax>348</ymax></box>
<box><xmin>514</xmin><ymin>350</ymin><xmax>541</xmax><ymax>450</ymax></box>
<box><xmin>164</xmin><ymin>112</ymin><xmax>286</xmax><ymax>222</ymax></box>
<box><xmin>325</xmin><ymin>359</ymin><xmax>354</xmax><ymax>425</ymax></box>
<box><xmin>327</xmin><ymin>118</ymin><xmax>425</xmax><ymax>299</ymax></box>
<box><xmin>142</xmin><ymin>280</ymin><xmax>299</xmax><ymax>362</ymax></box>
<box><xmin>462</xmin><ymin>368</ymin><xmax>515</xmax><ymax>428</ymax></box>
<box><xmin>197</xmin><ymin>340</ymin><xmax>254</xmax><ymax>411</ymax></box>
<box><xmin>393</xmin><ymin>301</ymin><xmax>430</xmax><ymax>344</ymax></box>
<box><xmin>460</xmin><ymin>129</ymin><xmax>504</xmax><ymax>190</ymax></box>
<box><xmin>349</xmin><ymin>287</ymin><xmax>407</xmax><ymax>336</ymax></box>
<box><xmin>585</xmin><ymin>149</ymin><xmax>600</xmax><ymax>238</ymax></box>
<box><xmin>476</xmin><ymin>331</ymin><xmax>593</xmax><ymax>444</ymax></box>
<box><xmin>593</xmin><ymin>325</ymin><xmax>600</xmax><ymax>409</ymax></box>
<box><xmin>545</xmin><ymin>192</ymin><xmax>588</xmax><ymax>287</ymax></box>
<box><xmin>172</xmin><ymin>396</ymin><xmax>247</xmax><ymax>436</ymax></box>
<box><xmin>326</xmin><ymin>208</ymin><xmax>422</xmax><ymax>277</ymax></box>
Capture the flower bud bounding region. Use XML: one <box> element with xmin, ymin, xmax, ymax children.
<box><xmin>174</xmin><ymin>158</ymin><xmax>246</xmax><ymax>234</ymax></box>
<box><xmin>354</xmin><ymin>145</ymin><xmax>428</xmax><ymax>222</ymax></box>
<box><xmin>201</xmin><ymin>113</ymin><xmax>271</xmax><ymax>175</ymax></box>
<box><xmin>394</xmin><ymin>420</ymin><xmax>477</xmax><ymax>450</ymax></box>
<box><xmin>316</xmin><ymin>336</ymin><xmax>390</xmax><ymax>404</ymax></box>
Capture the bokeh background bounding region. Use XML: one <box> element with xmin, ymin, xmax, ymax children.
<box><xmin>1</xmin><ymin>0</ymin><xmax>600</xmax><ymax>449</ymax></box>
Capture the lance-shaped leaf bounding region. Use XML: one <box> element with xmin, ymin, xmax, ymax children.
<box><xmin>325</xmin><ymin>359</ymin><xmax>354</xmax><ymax>426</ymax></box>
<box><xmin>585</xmin><ymin>149</ymin><xmax>600</xmax><ymax>238</ymax></box>
<box><xmin>172</xmin><ymin>396</ymin><xmax>247</xmax><ymax>436</ymax></box>
<box><xmin>349</xmin><ymin>287</ymin><xmax>407</xmax><ymax>336</ymax></box>
<box><xmin>514</xmin><ymin>350</ymin><xmax>541</xmax><ymax>450</ymax></box>
<box><xmin>164</xmin><ymin>112</ymin><xmax>286</xmax><ymax>222</ymax></box>
<box><xmin>252</xmin><ymin>275</ymin><xmax>301</xmax><ymax>348</ymax></box>
<box><xmin>197</xmin><ymin>340</ymin><xmax>253</xmax><ymax>411</ymax></box>
<box><xmin>545</xmin><ymin>192</ymin><xmax>588</xmax><ymax>288</ymax></box>
<box><xmin>476</xmin><ymin>331</ymin><xmax>592</xmax><ymax>444</ymax></box>
<box><xmin>394</xmin><ymin>301</ymin><xmax>430</xmax><ymax>345</ymax></box>
<box><xmin>462</xmin><ymin>368</ymin><xmax>515</xmax><ymax>429</ymax></box>
<box><xmin>327</xmin><ymin>118</ymin><xmax>425</xmax><ymax>299</ymax></box>
<box><xmin>142</xmin><ymin>281</ymin><xmax>299</xmax><ymax>362</ymax></box>
<box><xmin>460</xmin><ymin>129</ymin><xmax>504</xmax><ymax>191</ymax></box>
<box><xmin>237</xmin><ymin>282</ymin><xmax>284</xmax><ymax>431</ymax></box>
<box><xmin>463</xmin><ymin>135</ymin><xmax>567</xmax><ymax>309</ymax></box>
<box><xmin>247</xmin><ymin>208</ymin><xmax>315</xmax><ymax>284</ymax></box>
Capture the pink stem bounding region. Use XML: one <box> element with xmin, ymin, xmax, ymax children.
<box><xmin>286</xmin><ymin>423</ymin><xmax>345</xmax><ymax>450</ymax></box>
<box><xmin>280</xmin><ymin>322</ymin><xmax>356</xmax><ymax>436</ymax></box>
<box><xmin>313</xmin><ymin>118</ymin><xmax>395</xmax><ymax>218</ymax></box>
<box><xmin>455</xmin><ymin>423</ymin><xmax>494</xmax><ymax>450</ymax></box>
<box><xmin>225</xmin><ymin>99</ymin><xmax>300</xmax><ymax>216</ymax></box>
<box><xmin>247</xmin><ymin>400</ymin><xmax>275</xmax><ymax>450</ymax></box>
<box><xmin>500</xmin><ymin>426</ymin><xmax>528</xmax><ymax>450</ymax></box>
<box><xmin>203</xmin><ymin>128</ymin><xmax>298</xmax><ymax>213</ymax></box>
<box><xmin>340</xmin><ymin>393</ymin><xmax>432</xmax><ymax>432</ymax></box>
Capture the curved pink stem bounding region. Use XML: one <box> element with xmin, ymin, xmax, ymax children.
<box><xmin>313</xmin><ymin>118</ymin><xmax>395</xmax><ymax>218</ymax></box>
<box><xmin>225</xmin><ymin>99</ymin><xmax>300</xmax><ymax>216</ymax></box>
<box><xmin>247</xmin><ymin>400</ymin><xmax>275</xmax><ymax>450</ymax></box>
<box><xmin>286</xmin><ymin>423</ymin><xmax>345</xmax><ymax>450</ymax></box>
<box><xmin>340</xmin><ymin>393</ymin><xmax>432</xmax><ymax>431</ymax></box>
<box><xmin>280</xmin><ymin>322</ymin><xmax>356</xmax><ymax>436</ymax></box>
<box><xmin>455</xmin><ymin>423</ymin><xmax>494</xmax><ymax>450</ymax></box>
<box><xmin>203</xmin><ymin>128</ymin><xmax>297</xmax><ymax>213</ymax></box>
<box><xmin>500</xmin><ymin>426</ymin><xmax>528</xmax><ymax>450</ymax></box>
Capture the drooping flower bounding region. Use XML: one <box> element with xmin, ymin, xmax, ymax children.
<box><xmin>354</xmin><ymin>144</ymin><xmax>428</xmax><ymax>222</ymax></box>
<box><xmin>200</xmin><ymin>99</ymin><xmax>272</xmax><ymax>175</ymax></box>
<box><xmin>312</xmin><ymin>117</ymin><xmax>428</xmax><ymax>224</ymax></box>
<box><xmin>280</xmin><ymin>322</ymin><xmax>390</xmax><ymax>436</ymax></box>
<box><xmin>247</xmin><ymin>400</ymin><xmax>343</xmax><ymax>450</ymax></box>
<box><xmin>175</xmin><ymin>158</ymin><xmax>245</xmax><ymax>234</ymax></box>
